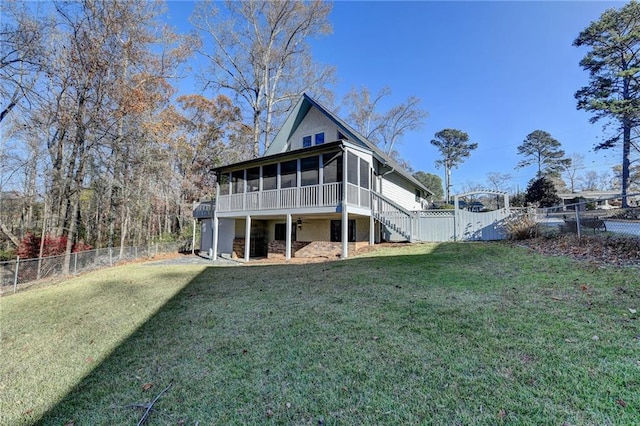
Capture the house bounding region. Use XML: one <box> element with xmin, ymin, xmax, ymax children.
<box><xmin>193</xmin><ymin>93</ymin><xmax>432</xmax><ymax>261</ymax></box>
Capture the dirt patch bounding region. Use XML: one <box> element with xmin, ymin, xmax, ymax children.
<box><xmin>514</xmin><ymin>235</ymin><xmax>640</xmax><ymax>268</ymax></box>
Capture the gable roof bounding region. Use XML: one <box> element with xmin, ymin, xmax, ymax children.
<box><xmin>266</xmin><ymin>93</ymin><xmax>432</xmax><ymax>195</ymax></box>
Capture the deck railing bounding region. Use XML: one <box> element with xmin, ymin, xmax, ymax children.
<box><xmin>215</xmin><ymin>182</ymin><xmax>347</xmax><ymax>212</ymax></box>
<box><xmin>371</xmin><ymin>192</ymin><xmax>414</xmax><ymax>241</ymax></box>
<box><xmin>193</xmin><ymin>201</ymin><xmax>215</xmax><ymax>218</ymax></box>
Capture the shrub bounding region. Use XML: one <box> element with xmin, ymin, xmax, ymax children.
<box><xmin>504</xmin><ymin>214</ymin><xmax>538</xmax><ymax>240</ymax></box>
<box><xmin>17</xmin><ymin>233</ymin><xmax>93</xmax><ymax>259</ymax></box>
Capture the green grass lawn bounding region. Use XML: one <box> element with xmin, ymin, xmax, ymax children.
<box><xmin>1</xmin><ymin>243</ymin><xmax>638</xmax><ymax>425</ymax></box>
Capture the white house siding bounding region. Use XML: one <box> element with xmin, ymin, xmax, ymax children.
<box><xmin>380</xmin><ymin>172</ymin><xmax>422</xmax><ymax>211</ymax></box>
<box><xmin>288</xmin><ymin>106</ymin><xmax>343</xmax><ymax>150</ymax></box>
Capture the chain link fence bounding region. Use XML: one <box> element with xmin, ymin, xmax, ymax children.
<box><xmin>1</xmin><ymin>241</ymin><xmax>192</xmax><ymax>294</ymax></box>
<box><xmin>534</xmin><ymin>193</ymin><xmax>640</xmax><ymax>238</ymax></box>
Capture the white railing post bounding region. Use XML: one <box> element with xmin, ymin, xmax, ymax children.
<box><xmin>14</xmin><ymin>256</ymin><xmax>19</xmax><ymax>294</ymax></box>
<box><xmin>74</xmin><ymin>252</ymin><xmax>78</xmax><ymax>275</ymax></box>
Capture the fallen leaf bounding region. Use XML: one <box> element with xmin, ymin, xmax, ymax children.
<box><xmin>63</xmin><ymin>421</ymin><xmax>75</xmax><ymax>426</ymax></box>
<box><xmin>592</xmin><ymin>335</ymin><xmax>599</xmax><ymax>341</ymax></box>
<box><xmin>616</xmin><ymin>399</ymin><xmax>627</xmax><ymax>408</ymax></box>
<box><xmin>142</xmin><ymin>383</ymin><xmax>153</xmax><ymax>391</ymax></box>
<box><xmin>266</xmin><ymin>409</ymin><xmax>274</xmax><ymax>417</ymax></box>
<box><xmin>285</xmin><ymin>402</ymin><xmax>291</xmax><ymax>409</ymax></box>
<box><xmin>242</xmin><ymin>349</ymin><xmax>248</xmax><ymax>355</ymax></box>
<box><xmin>85</xmin><ymin>357</ymin><xmax>94</xmax><ymax>363</ymax></box>
<box><xmin>177</xmin><ymin>419</ymin><xmax>186</xmax><ymax>425</ymax></box>
<box><xmin>498</xmin><ymin>409</ymin><xmax>507</xmax><ymax>419</ymax></box>
<box><xmin>581</xmin><ymin>285</ymin><xmax>588</xmax><ymax>291</ymax></box>
<box><xmin>22</xmin><ymin>409</ymin><xmax>33</xmax><ymax>416</ymax></box>
<box><xmin>629</xmin><ymin>308</ymin><xmax>637</xmax><ymax>314</ymax></box>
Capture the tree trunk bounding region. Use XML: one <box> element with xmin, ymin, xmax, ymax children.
<box><xmin>622</xmin><ymin>120</ymin><xmax>631</xmax><ymax>208</ymax></box>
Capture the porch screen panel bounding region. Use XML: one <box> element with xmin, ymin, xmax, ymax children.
<box><xmin>218</xmin><ymin>173</ymin><xmax>230</xmax><ymax>195</ymax></box>
<box><xmin>280</xmin><ymin>160</ymin><xmax>297</xmax><ymax>188</ymax></box>
<box><xmin>359</xmin><ymin>158</ymin><xmax>369</xmax><ymax>189</ymax></box>
<box><xmin>262</xmin><ymin>164</ymin><xmax>277</xmax><ymax>190</ymax></box>
<box><xmin>347</xmin><ymin>152</ymin><xmax>358</xmax><ymax>185</ymax></box>
<box><xmin>300</xmin><ymin>156</ymin><xmax>319</xmax><ymax>186</ymax></box>
<box><xmin>247</xmin><ymin>167</ymin><xmax>260</xmax><ymax>192</ymax></box>
<box><xmin>231</xmin><ymin>170</ymin><xmax>244</xmax><ymax>194</ymax></box>
<box><xmin>323</xmin><ymin>152</ymin><xmax>342</xmax><ymax>183</ymax></box>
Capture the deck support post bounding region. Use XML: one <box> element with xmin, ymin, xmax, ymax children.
<box><xmin>192</xmin><ymin>219</ymin><xmax>196</xmax><ymax>255</ymax></box>
<box><xmin>244</xmin><ymin>215</ymin><xmax>251</xmax><ymax>262</ymax></box>
<box><xmin>286</xmin><ymin>213</ymin><xmax>292</xmax><ymax>260</ymax></box>
<box><xmin>342</xmin><ymin>207</ymin><xmax>348</xmax><ymax>259</ymax></box>
<box><xmin>212</xmin><ymin>212</ymin><xmax>218</xmax><ymax>261</ymax></box>
<box><xmin>369</xmin><ymin>214</ymin><xmax>375</xmax><ymax>246</ymax></box>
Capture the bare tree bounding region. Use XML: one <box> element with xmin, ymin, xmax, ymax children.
<box><xmin>343</xmin><ymin>86</ymin><xmax>390</xmax><ymax>142</ymax></box>
<box><xmin>562</xmin><ymin>153</ymin><xmax>584</xmax><ymax>193</ymax></box>
<box><xmin>192</xmin><ymin>0</ymin><xmax>335</xmax><ymax>157</ymax></box>
<box><xmin>342</xmin><ymin>86</ymin><xmax>427</xmax><ymax>159</ymax></box>
<box><xmin>0</xmin><ymin>0</ymin><xmax>48</xmax><ymax>124</ymax></box>
<box><xmin>486</xmin><ymin>172</ymin><xmax>513</xmax><ymax>192</ymax></box>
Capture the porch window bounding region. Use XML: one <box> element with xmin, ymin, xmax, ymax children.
<box><xmin>347</xmin><ymin>152</ymin><xmax>358</xmax><ymax>185</ymax></box>
<box><xmin>231</xmin><ymin>170</ymin><xmax>245</xmax><ymax>194</ymax></box>
<box><xmin>359</xmin><ymin>158</ymin><xmax>369</xmax><ymax>189</ymax></box>
<box><xmin>280</xmin><ymin>160</ymin><xmax>297</xmax><ymax>188</ymax></box>
<box><xmin>323</xmin><ymin>152</ymin><xmax>343</xmax><ymax>183</ymax></box>
<box><xmin>315</xmin><ymin>132</ymin><xmax>324</xmax><ymax>145</ymax></box>
<box><xmin>275</xmin><ymin>223</ymin><xmax>296</xmax><ymax>241</ymax></box>
<box><xmin>262</xmin><ymin>164</ymin><xmax>277</xmax><ymax>190</ymax></box>
<box><xmin>218</xmin><ymin>172</ymin><xmax>229</xmax><ymax>195</ymax></box>
<box><xmin>303</xmin><ymin>135</ymin><xmax>312</xmax><ymax>148</ymax></box>
<box><xmin>247</xmin><ymin>167</ymin><xmax>260</xmax><ymax>192</ymax></box>
<box><xmin>330</xmin><ymin>219</ymin><xmax>355</xmax><ymax>242</ymax></box>
<box><xmin>300</xmin><ymin>156</ymin><xmax>319</xmax><ymax>186</ymax></box>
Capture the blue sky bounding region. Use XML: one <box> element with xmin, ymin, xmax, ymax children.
<box><xmin>166</xmin><ymin>1</ymin><xmax>626</xmax><ymax>194</ymax></box>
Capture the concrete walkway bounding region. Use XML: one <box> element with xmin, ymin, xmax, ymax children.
<box><xmin>145</xmin><ymin>254</ymin><xmax>242</xmax><ymax>267</ymax></box>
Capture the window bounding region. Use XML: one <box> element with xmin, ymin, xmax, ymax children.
<box><xmin>415</xmin><ymin>189</ymin><xmax>421</xmax><ymax>202</ymax></box>
<box><xmin>303</xmin><ymin>135</ymin><xmax>312</xmax><ymax>147</ymax></box>
<box><xmin>247</xmin><ymin>167</ymin><xmax>260</xmax><ymax>192</ymax></box>
<box><xmin>275</xmin><ymin>223</ymin><xmax>296</xmax><ymax>241</ymax></box>
<box><xmin>347</xmin><ymin>152</ymin><xmax>358</xmax><ymax>185</ymax></box>
<box><xmin>300</xmin><ymin>156</ymin><xmax>319</xmax><ymax>186</ymax></box>
<box><xmin>280</xmin><ymin>160</ymin><xmax>297</xmax><ymax>188</ymax></box>
<box><xmin>218</xmin><ymin>173</ymin><xmax>230</xmax><ymax>195</ymax></box>
<box><xmin>337</xmin><ymin>130</ymin><xmax>347</xmax><ymax>140</ymax></box>
<box><xmin>315</xmin><ymin>132</ymin><xmax>324</xmax><ymax>145</ymax></box>
<box><xmin>359</xmin><ymin>158</ymin><xmax>369</xmax><ymax>189</ymax></box>
<box><xmin>323</xmin><ymin>152</ymin><xmax>343</xmax><ymax>183</ymax></box>
<box><xmin>330</xmin><ymin>220</ymin><xmax>356</xmax><ymax>242</ymax></box>
<box><xmin>231</xmin><ymin>170</ymin><xmax>245</xmax><ymax>194</ymax></box>
<box><xmin>262</xmin><ymin>164</ymin><xmax>277</xmax><ymax>190</ymax></box>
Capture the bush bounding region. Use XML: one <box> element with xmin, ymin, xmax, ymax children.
<box><xmin>504</xmin><ymin>215</ymin><xmax>538</xmax><ymax>240</ymax></box>
<box><xmin>17</xmin><ymin>233</ymin><xmax>93</xmax><ymax>259</ymax></box>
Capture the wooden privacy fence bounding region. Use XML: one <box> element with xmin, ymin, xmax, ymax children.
<box><xmin>413</xmin><ymin>191</ymin><xmax>516</xmax><ymax>242</ymax></box>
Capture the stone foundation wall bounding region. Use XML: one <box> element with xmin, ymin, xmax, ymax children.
<box><xmin>267</xmin><ymin>240</ymin><xmax>369</xmax><ymax>259</ymax></box>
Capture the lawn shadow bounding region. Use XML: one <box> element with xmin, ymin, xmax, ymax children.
<box><xmin>35</xmin><ymin>242</ymin><xmax>523</xmax><ymax>425</ymax></box>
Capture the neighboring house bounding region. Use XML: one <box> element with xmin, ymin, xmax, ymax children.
<box><xmin>193</xmin><ymin>93</ymin><xmax>432</xmax><ymax>261</ymax></box>
<box><xmin>557</xmin><ymin>191</ymin><xmax>640</xmax><ymax>210</ymax></box>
